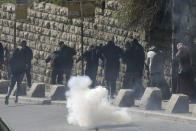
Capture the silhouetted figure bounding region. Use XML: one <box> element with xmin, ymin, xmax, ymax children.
<box><xmin>46</xmin><ymin>50</ymin><xmax>64</xmax><ymax>84</ymax></box>
<box><xmin>123</xmin><ymin>39</ymin><xmax>144</xmax><ymax>99</ymax></box>
<box><xmin>20</xmin><ymin>40</ymin><xmax>33</xmax><ymax>88</ymax></box>
<box><xmin>59</xmin><ymin>42</ymin><xmax>76</xmax><ymax>83</ymax></box>
<box><xmin>5</xmin><ymin>47</ymin><xmax>26</xmax><ymax>105</ymax></box>
<box><xmin>146</xmin><ymin>46</ymin><xmax>170</xmax><ymax>99</ymax></box>
<box><xmin>100</xmin><ymin>41</ymin><xmax>123</xmax><ymax>98</ymax></box>
<box><xmin>122</xmin><ymin>41</ymin><xmax>134</xmax><ymax>89</ymax></box>
<box><xmin>176</xmin><ymin>43</ymin><xmax>195</xmax><ymax>101</ymax></box>
<box><xmin>0</xmin><ymin>43</ymin><xmax>4</xmax><ymax>79</ymax></box>
<box><xmin>77</xmin><ymin>45</ymin><xmax>100</xmax><ymax>87</ymax></box>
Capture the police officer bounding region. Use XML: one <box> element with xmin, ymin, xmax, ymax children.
<box><xmin>122</xmin><ymin>41</ymin><xmax>134</xmax><ymax>89</ymax></box>
<box><xmin>100</xmin><ymin>41</ymin><xmax>123</xmax><ymax>98</ymax></box>
<box><xmin>59</xmin><ymin>41</ymin><xmax>76</xmax><ymax>83</ymax></box>
<box><xmin>129</xmin><ymin>39</ymin><xmax>145</xmax><ymax>99</ymax></box>
<box><xmin>77</xmin><ymin>45</ymin><xmax>100</xmax><ymax>87</ymax></box>
<box><xmin>20</xmin><ymin>40</ymin><xmax>33</xmax><ymax>88</ymax></box>
<box><xmin>5</xmin><ymin>45</ymin><xmax>26</xmax><ymax>104</ymax></box>
<box><xmin>46</xmin><ymin>50</ymin><xmax>63</xmax><ymax>84</ymax></box>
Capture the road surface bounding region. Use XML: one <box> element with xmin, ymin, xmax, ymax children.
<box><xmin>0</xmin><ymin>100</ymin><xmax>196</xmax><ymax>131</ymax></box>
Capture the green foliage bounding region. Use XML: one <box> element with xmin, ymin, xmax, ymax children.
<box><xmin>0</xmin><ymin>0</ymin><xmax>15</xmax><ymax>4</ymax></box>
<box><xmin>115</xmin><ymin>0</ymin><xmax>165</xmax><ymax>29</ymax></box>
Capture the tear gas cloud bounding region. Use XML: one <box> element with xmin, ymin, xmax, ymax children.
<box><xmin>66</xmin><ymin>76</ymin><xmax>131</xmax><ymax>128</ymax></box>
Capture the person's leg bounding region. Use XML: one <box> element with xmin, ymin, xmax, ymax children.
<box><xmin>65</xmin><ymin>68</ymin><xmax>71</xmax><ymax>83</ymax></box>
<box><xmin>5</xmin><ymin>74</ymin><xmax>17</xmax><ymax>104</ymax></box>
<box><xmin>57</xmin><ymin>70</ymin><xmax>64</xmax><ymax>84</ymax></box>
<box><xmin>26</xmin><ymin>66</ymin><xmax>32</xmax><ymax>88</ymax></box>
<box><xmin>15</xmin><ymin>73</ymin><xmax>24</xmax><ymax>103</ymax></box>
<box><xmin>51</xmin><ymin>69</ymin><xmax>57</xmax><ymax>84</ymax></box>
<box><xmin>122</xmin><ymin>71</ymin><xmax>133</xmax><ymax>89</ymax></box>
<box><xmin>134</xmin><ymin>73</ymin><xmax>144</xmax><ymax>99</ymax></box>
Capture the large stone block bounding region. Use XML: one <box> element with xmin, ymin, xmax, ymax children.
<box><xmin>166</xmin><ymin>94</ymin><xmax>189</xmax><ymax>113</ymax></box>
<box><xmin>27</xmin><ymin>83</ymin><xmax>45</xmax><ymax>98</ymax></box>
<box><xmin>0</xmin><ymin>80</ymin><xmax>9</xmax><ymax>94</ymax></box>
<box><xmin>193</xmin><ymin>105</ymin><xmax>196</xmax><ymax>116</ymax></box>
<box><xmin>49</xmin><ymin>85</ymin><xmax>66</xmax><ymax>100</ymax></box>
<box><xmin>140</xmin><ymin>87</ymin><xmax>162</xmax><ymax>110</ymax></box>
<box><xmin>11</xmin><ymin>83</ymin><xmax>26</xmax><ymax>96</ymax></box>
<box><xmin>114</xmin><ymin>89</ymin><xmax>135</xmax><ymax>107</ymax></box>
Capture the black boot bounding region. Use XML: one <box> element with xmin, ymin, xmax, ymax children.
<box><xmin>5</xmin><ymin>96</ymin><xmax>9</xmax><ymax>105</ymax></box>
<box><xmin>15</xmin><ymin>97</ymin><xmax>18</xmax><ymax>103</ymax></box>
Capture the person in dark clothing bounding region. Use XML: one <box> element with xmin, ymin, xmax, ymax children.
<box><xmin>77</xmin><ymin>45</ymin><xmax>100</xmax><ymax>87</ymax></box>
<box><xmin>46</xmin><ymin>50</ymin><xmax>64</xmax><ymax>84</ymax></box>
<box><xmin>100</xmin><ymin>41</ymin><xmax>123</xmax><ymax>98</ymax></box>
<box><xmin>59</xmin><ymin>41</ymin><xmax>76</xmax><ymax>83</ymax></box>
<box><xmin>176</xmin><ymin>43</ymin><xmax>195</xmax><ymax>100</ymax></box>
<box><xmin>122</xmin><ymin>39</ymin><xmax>145</xmax><ymax>99</ymax></box>
<box><xmin>20</xmin><ymin>40</ymin><xmax>33</xmax><ymax>88</ymax></box>
<box><xmin>5</xmin><ymin>47</ymin><xmax>26</xmax><ymax>105</ymax></box>
<box><xmin>0</xmin><ymin>43</ymin><xmax>4</xmax><ymax>79</ymax></box>
<box><xmin>122</xmin><ymin>41</ymin><xmax>134</xmax><ymax>89</ymax></box>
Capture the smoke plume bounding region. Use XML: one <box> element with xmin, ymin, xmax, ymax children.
<box><xmin>66</xmin><ymin>76</ymin><xmax>131</xmax><ymax>128</ymax></box>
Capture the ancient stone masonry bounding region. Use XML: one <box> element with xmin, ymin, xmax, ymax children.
<box><xmin>0</xmin><ymin>0</ymin><xmax>171</xmax><ymax>89</ymax></box>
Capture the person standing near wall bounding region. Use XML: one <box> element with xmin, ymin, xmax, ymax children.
<box><xmin>20</xmin><ymin>40</ymin><xmax>33</xmax><ymax>88</ymax></box>
<box><xmin>145</xmin><ymin>46</ymin><xmax>170</xmax><ymax>99</ymax></box>
<box><xmin>5</xmin><ymin>45</ymin><xmax>26</xmax><ymax>104</ymax></box>
<box><xmin>129</xmin><ymin>39</ymin><xmax>145</xmax><ymax>99</ymax></box>
<box><xmin>77</xmin><ymin>45</ymin><xmax>100</xmax><ymax>87</ymax></box>
<box><xmin>59</xmin><ymin>41</ymin><xmax>76</xmax><ymax>83</ymax></box>
<box><xmin>100</xmin><ymin>41</ymin><xmax>123</xmax><ymax>98</ymax></box>
<box><xmin>122</xmin><ymin>41</ymin><xmax>134</xmax><ymax>89</ymax></box>
<box><xmin>176</xmin><ymin>42</ymin><xmax>195</xmax><ymax>100</ymax></box>
<box><xmin>46</xmin><ymin>49</ymin><xmax>64</xmax><ymax>84</ymax></box>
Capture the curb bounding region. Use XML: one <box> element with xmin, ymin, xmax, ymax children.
<box><xmin>127</xmin><ymin>108</ymin><xmax>196</xmax><ymax>125</ymax></box>
<box><xmin>0</xmin><ymin>94</ymin><xmax>66</xmax><ymax>105</ymax></box>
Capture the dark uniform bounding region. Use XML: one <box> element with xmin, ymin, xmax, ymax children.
<box><xmin>46</xmin><ymin>51</ymin><xmax>64</xmax><ymax>84</ymax></box>
<box><xmin>60</xmin><ymin>44</ymin><xmax>76</xmax><ymax>82</ymax></box>
<box><xmin>77</xmin><ymin>45</ymin><xmax>100</xmax><ymax>87</ymax></box>
<box><xmin>124</xmin><ymin>39</ymin><xmax>144</xmax><ymax>98</ymax></box>
<box><xmin>21</xmin><ymin>41</ymin><xmax>33</xmax><ymax>88</ymax></box>
<box><xmin>100</xmin><ymin>41</ymin><xmax>123</xmax><ymax>97</ymax></box>
<box><xmin>5</xmin><ymin>48</ymin><xmax>26</xmax><ymax>104</ymax></box>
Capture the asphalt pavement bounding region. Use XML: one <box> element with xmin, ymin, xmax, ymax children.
<box><xmin>0</xmin><ymin>101</ymin><xmax>196</xmax><ymax>131</ymax></box>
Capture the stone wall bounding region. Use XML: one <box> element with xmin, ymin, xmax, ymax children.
<box><xmin>0</xmin><ymin>1</ymin><xmax>171</xmax><ymax>89</ymax></box>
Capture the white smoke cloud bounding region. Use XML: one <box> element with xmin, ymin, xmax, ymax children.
<box><xmin>66</xmin><ymin>76</ymin><xmax>131</xmax><ymax>128</ymax></box>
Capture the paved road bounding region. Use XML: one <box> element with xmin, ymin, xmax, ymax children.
<box><xmin>0</xmin><ymin>101</ymin><xmax>196</xmax><ymax>131</ymax></box>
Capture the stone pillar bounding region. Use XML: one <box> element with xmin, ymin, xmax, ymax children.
<box><xmin>48</xmin><ymin>85</ymin><xmax>66</xmax><ymax>100</ymax></box>
<box><xmin>140</xmin><ymin>87</ymin><xmax>162</xmax><ymax>110</ymax></box>
<box><xmin>166</xmin><ymin>94</ymin><xmax>189</xmax><ymax>113</ymax></box>
<box><xmin>27</xmin><ymin>83</ymin><xmax>45</xmax><ymax>97</ymax></box>
<box><xmin>114</xmin><ymin>89</ymin><xmax>135</xmax><ymax>107</ymax></box>
<box><xmin>0</xmin><ymin>80</ymin><xmax>9</xmax><ymax>94</ymax></box>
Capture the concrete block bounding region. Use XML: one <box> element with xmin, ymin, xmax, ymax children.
<box><xmin>140</xmin><ymin>87</ymin><xmax>162</xmax><ymax>110</ymax></box>
<box><xmin>49</xmin><ymin>85</ymin><xmax>66</xmax><ymax>100</ymax></box>
<box><xmin>0</xmin><ymin>80</ymin><xmax>9</xmax><ymax>94</ymax></box>
<box><xmin>193</xmin><ymin>105</ymin><xmax>196</xmax><ymax>116</ymax></box>
<box><xmin>114</xmin><ymin>89</ymin><xmax>135</xmax><ymax>107</ymax></box>
<box><xmin>166</xmin><ymin>94</ymin><xmax>189</xmax><ymax>113</ymax></box>
<box><xmin>27</xmin><ymin>83</ymin><xmax>45</xmax><ymax>98</ymax></box>
<box><xmin>11</xmin><ymin>83</ymin><xmax>26</xmax><ymax>96</ymax></box>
